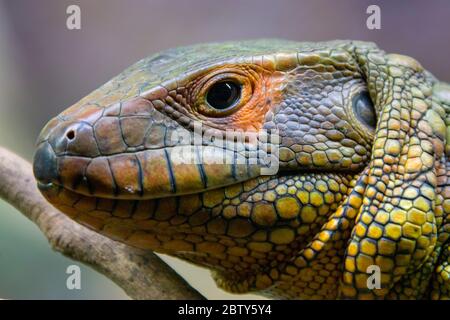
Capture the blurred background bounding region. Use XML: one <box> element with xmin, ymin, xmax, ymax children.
<box><xmin>0</xmin><ymin>0</ymin><xmax>449</xmax><ymax>299</ymax></box>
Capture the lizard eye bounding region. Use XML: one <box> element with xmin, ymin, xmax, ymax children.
<box><xmin>206</xmin><ymin>80</ymin><xmax>241</xmax><ymax>110</ymax></box>
<box><xmin>352</xmin><ymin>91</ymin><xmax>376</xmax><ymax>129</ymax></box>
<box><xmin>195</xmin><ymin>72</ymin><xmax>252</xmax><ymax>117</ymax></box>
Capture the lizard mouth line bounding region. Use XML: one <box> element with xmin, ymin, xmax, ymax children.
<box><xmin>36</xmin><ymin>165</ymin><xmax>363</xmax><ymax>201</ymax></box>
<box><xmin>34</xmin><ymin>138</ymin><xmax>366</xmax><ymax>202</ymax></box>
<box><xmin>33</xmin><ymin>137</ymin><xmax>280</xmax><ymax>201</ymax></box>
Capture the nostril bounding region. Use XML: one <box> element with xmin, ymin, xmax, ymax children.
<box><xmin>66</xmin><ymin>130</ymin><xmax>76</xmax><ymax>141</ymax></box>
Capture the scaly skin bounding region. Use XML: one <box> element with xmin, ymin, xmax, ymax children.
<box><xmin>32</xmin><ymin>40</ymin><xmax>450</xmax><ymax>299</ymax></box>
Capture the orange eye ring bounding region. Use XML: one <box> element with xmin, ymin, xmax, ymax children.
<box><xmin>194</xmin><ymin>71</ymin><xmax>253</xmax><ymax>117</ymax></box>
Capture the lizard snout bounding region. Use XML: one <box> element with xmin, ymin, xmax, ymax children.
<box><xmin>33</xmin><ymin>116</ymin><xmax>101</xmax><ymax>193</ymax></box>
<box><xmin>33</xmin><ymin>141</ymin><xmax>58</xmax><ymax>186</ymax></box>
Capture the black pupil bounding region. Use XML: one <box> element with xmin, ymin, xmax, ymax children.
<box><xmin>206</xmin><ymin>81</ymin><xmax>240</xmax><ymax>110</ymax></box>
<box><xmin>353</xmin><ymin>91</ymin><xmax>376</xmax><ymax>128</ymax></box>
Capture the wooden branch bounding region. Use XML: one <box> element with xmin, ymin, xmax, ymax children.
<box><xmin>0</xmin><ymin>146</ymin><xmax>205</xmax><ymax>300</ymax></box>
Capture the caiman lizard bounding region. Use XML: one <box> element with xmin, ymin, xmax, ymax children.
<box><xmin>32</xmin><ymin>40</ymin><xmax>450</xmax><ymax>299</ymax></box>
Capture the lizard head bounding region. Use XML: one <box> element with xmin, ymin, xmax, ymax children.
<box><xmin>32</xmin><ymin>40</ymin><xmax>446</xmax><ymax>299</ymax></box>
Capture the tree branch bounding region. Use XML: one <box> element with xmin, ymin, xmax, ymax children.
<box><xmin>0</xmin><ymin>146</ymin><xmax>205</xmax><ymax>300</ymax></box>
